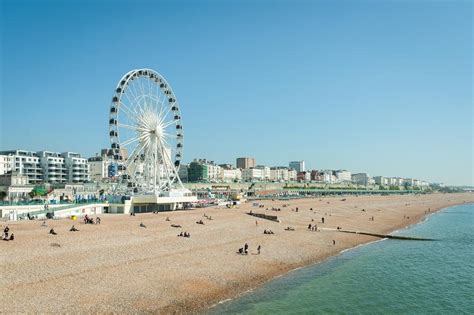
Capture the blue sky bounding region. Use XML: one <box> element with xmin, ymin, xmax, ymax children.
<box><xmin>0</xmin><ymin>0</ymin><xmax>472</xmax><ymax>185</ymax></box>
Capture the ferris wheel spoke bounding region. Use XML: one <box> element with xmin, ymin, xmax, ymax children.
<box><xmin>161</xmin><ymin>119</ymin><xmax>177</xmax><ymax>129</ymax></box>
<box><xmin>120</xmin><ymin>135</ymin><xmax>141</xmax><ymax>147</ymax></box>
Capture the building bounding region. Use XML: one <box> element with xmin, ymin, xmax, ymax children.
<box><xmin>0</xmin><ymin>155</ymin><xmax>13</xmax><ymax>175</ymax></box>
<box><xmin>0</xmin><ymin>150</ymin><xmax>90</xmax><ymax>184</ymax></box>
<box><xmin>270</xmin><ymin>167</ymin><xmax>289</xmax><ymax>181</ymax></box>
<box><xmin>220</xmin><ymin>168</ymin><xmax>242</xmax><ymax>182</ymax></box>
<box><xmin>374</xmin><ymin>176</ymin><xmax>387</xmax><ymax>186</ymax></box>
<box><xmin>351</xmin><ymin>173</ymin><xmax>373</xmax><ymax>186</ymax></box>
<box><xmin>288</xmin><ymin>169</ymin><xmax>297</xmax><ymax>181</ymax></box>
<box><xmin>254</xmin><ymin>165</ymin><xmax>271</xmax><ymax>180</ymax></box>
<box><xmin>178</xmin><ymin>164</ymin><xmax>189</xmax><ymax>182</ymax></box>
<box><xmin>335</xmin><ymin>170</ymin><xmax>352</xmax><ymax>182</ymax></box>
<box><xmin>88</xmin><ymin>156</ymin><xmax>111</xmax><ymax>182</ymax></box>
<box><xmin>187</xmin><ymin>159</ymin><xmax>221</xmax><ymax>182</ymax></box>
<box><xmin>0</xmin><ymin>150</ymin><xmax>43</xmax><ymax>184</ymax></box>
<box><xmin>242</xmin><ymin>168</ymin><xmax>264</xmax><ymax>181</ymax></box>
<box><xmin>289</xmin><ymin>161</ymin><xmax>305</xmax><ymax>172</ymax></box>
<box><xmin>297</xmin><ymin>171</ymin><xmax>311</xmax><ymax>182</ymax></box>
<box><xmin>236</xmin><ymin>157</ymin><xmax>256</xmax><ymax>169</ymax></box>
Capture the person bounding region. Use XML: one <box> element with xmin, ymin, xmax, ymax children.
<box><xmin>41</xmin><ymin>220</ymin><xmax>47</xmax><ymax>227</ymax></box>
<box><xmin>166</xmin><ymin>217</ymin><xmax>170</xmax><ymax>221</ymax></box>
<box><xmin>256</xmin><ymin>220</ymin><xmax>258</xmax><ymax>227</ymax></box>
<box><xmin>333</xmin><ymin>240</ymin><xmax>336</xmax><ymax>246</ymax></box>
<box><xmin>238</xmin><ymin>248</ymin><xmax>243</xmax><ymax>254</ymax></box>
<box><xmin>27</xmin><ymin>212</ymin><xmax>32</xmax><ymax>220</ymax></box>
<box><xmin>257</xmin><ymin>245</ymin><xmax>261</xmax><ymax>255</ymax></box>
<box><xmin>139</xmin><ymin>222</ymin><xmax>146</xmax><ymax>228</ymax></box>
<box><xmin>322</xmin><ymin>217</ymin><xmax>325</xmax><ymax>224</ymax></box>
<box><xmin>308</xmin><ymin>223</ymin><xmax>312</xmax><ymax>230</ymax></box>
<box><xmin>244</xmin><ymin>243</ymin><xmax>249</xmax><ymax>254</ymax></box>
<box><xmin>4</xmin><ymin>226</ymin><xmax>9</xmax><ymax>238</ymax></box>
<box><xmin>178</xmin><ymin>232</ymin><xmax>183</xmax><ymax>237</ymax></box>
<box><xmin>96</xmin><ymin>217</ymin><xmax>101</xmax><ymax>224</ymax></box>
<box><xmin>70</xmin><ymin>225</ymin><xmax>79</xmax><ymax>232</ymax></box>
<box><xmin>50</xmin><ymin>228</ymin><xmax>57</xmax><ymax>235</ymax></box>
<box><xmin>9</xmin><ymin>234</ymin><xmax>14</xmax><ymax>241</ymax></box>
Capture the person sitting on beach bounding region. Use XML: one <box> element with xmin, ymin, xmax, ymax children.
<box><xmin>257</xmin><ymin>245</ymin><xmax>261</xmax><ymax>254</ymax></box>
<box><xmin>4</xmin><ymin>226</ymin><xmax>9</xmax><ymax>238</ymax></box>
<box><xmin>238</xmin><ymin>247</ymin><xmax>243</xmax><ymax>254</ymax></box>
<box><xmin>308</xmin><ymin>224</ymin><xmax>312</xmax><ymax>230</ymax></box>
<box><xmin>9</xmin><ymin>234</ymin><xmax>14</xmax><ymax>241</ymax></box>
<box><xmin>95</xmin><ymin>217</ymin><xmax>101</xmax><ymax>224</ymax></box>
<box><xmin>184</xmin><ymin>232</ymin><xmax>190</xmax><ymax>238</ymax></box>
<box><xmin>166</xmin><ymin>217</ymin><xmax>170</xmax><ymax>221</ymax></box>
<box><xmin>69</xmin><ymin>225</ymin><xmax>79</xmax><ymax>232</ymax></box>
<box><xmin>50</xmin><ymin>228</ymin><xmax>57</xmax><ymax>235</ymax></box>
<box><xmin>264</xmin><ymin>229</ymin><xmax>267</xmax><ymax>234</ymax></box>
<box><xmin>178</xmin><ymin>232</ymin><xmax>183</xmax><ymax>237</ymax></box>
<box><xmin>139</xmin><ymin>222</ymin><xmax>146</xmax><ymax>228</ymax></box>
<box><xmin>196</xmin><ymin>220</ymin><xmax>204</xmax><ymax>225</ymax></box>
<box><xmin>171</xmin><ymin>224</ymin><xmax>182</xmax><ymax>228</ymax></box>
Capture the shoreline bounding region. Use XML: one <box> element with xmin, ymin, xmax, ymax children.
<box><xmin>1</xmin><ymin>193</ymin><xmax>473</xmax><ymax>314</ymax></box>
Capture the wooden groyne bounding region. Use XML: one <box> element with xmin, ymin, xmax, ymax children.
<box><xmin>247</xmin><ymin>212</ymin><xmax>279</xmax><ymax>222</ymax></box>
<box><xmin>339</xmin><ymin>230</ymin><xmax>436</xmax><ymax>241</ymax></box>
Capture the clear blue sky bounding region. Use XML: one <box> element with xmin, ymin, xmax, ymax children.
<box><xmin>0</xmin><ymin>0</ymin><xmax>472</xmax><ymax>185</ymax></box>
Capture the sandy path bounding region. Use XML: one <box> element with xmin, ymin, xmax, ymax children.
<box><xmin>1</xmin><ymin>193</ymin><xmax>472</xmax><ymax>313</ymax></box>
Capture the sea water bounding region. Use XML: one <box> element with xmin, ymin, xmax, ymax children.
<box><xmin>209</xmin><ymin>203</ymin><xmax>474</xmax><ymax>314</ymax></box>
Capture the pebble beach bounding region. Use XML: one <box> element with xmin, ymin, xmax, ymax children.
<box><xmin>1</xmin><ymin>193</ymin><xmax>472</xmax><ymax>314</ymax></box>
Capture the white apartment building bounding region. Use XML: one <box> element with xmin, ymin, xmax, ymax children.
<box><xmin>0</xmin><ymin>150</ymin><xmax>43</xmax><ymax>184</ymax></box>
<box><xmin>242</xmin><ymin>168</ymin><xmax>264</xmax><ymax>181</ymax></box>
<box><xmin>37</xmin><ymin>151</ymin><xmax>67</xmax><ymax>183</ymax></box>
<box><xmin>254</xmin><ymin>165</ymin><xmax>271</xmax><ymax>180</ymax></box>
<box><xmin>288</xmin><ymin>169</ymin><xmax>297</xmax><ymax>181</ymax></box>
<box><xmin>207</xmin><ymin>163</ymin><xmax>222</xmax><ymax>181</ymax></box>
<box><xmin>62</xmin><ymin>152</ymin><xmax>89</xmax><ymax>183</ymax></box>
<box><xmin>219</xmin><ymin>168</ymin><xmax>242</xmax><ymax>182</ymax></box>
<box><xmin>335</xmin><ymin>170</ymin><xmax>352</xmax><ymax>182</ymax></box>
<box><xmin>0</xmin><ymin>155</ymin><xmax>13</xmax><ymax>175</ymax></box>
<box><xmin>321</xmin><ymin>170</ymin><xmax>336</xmax><ymax>183</ymax></box>
<box><xmin>351</xmin><ymin>173</ymin><xmax>373</xmax><ymax>186</ymax></box>
<box><xmin>270</xmin><ymin>167</ymin><xmax>289</xmax><ymax>181</ymax></box>
<box><xmin>289</xmin><ymin>161</ymin><xmax>305</xmax><ymax>172</ymax></box>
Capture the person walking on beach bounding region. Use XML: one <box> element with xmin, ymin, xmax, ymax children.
<box><xmin>256</xmin><ymin>220</ymin><xmax>258</xmax><ymax>227</ymax></box>
<box><xmin>244</xmin><ymin>243</ymin><xmax>249</xmax><ymax>254</ymax></box>
<box><xmin>257</xmin><ymin>245</ymin><xmax>261</xmax><ymax>255</ymax></box>
<box><xmin>333</xmin><ymin>240</ymin><xmax>336</xmax><ymax>246</ymax></box>
<box><xmin>322</xmin><ymin>217</ymin><xmax>325</xmax><ymax>224</ymax></box>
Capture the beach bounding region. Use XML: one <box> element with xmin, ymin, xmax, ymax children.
<box><xmin>1</xmin><ymin>193</ymin><xmax>473</xmax><ymax>314</ymax></box>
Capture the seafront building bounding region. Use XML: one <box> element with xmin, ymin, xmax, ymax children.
<box><xmin>0</xmin><ymin>149</ymin><xmax>90</xmax><ymax>184</ymax></box>
<box><xmin>88</xmin><ymin>156</ymin><xmax>111</xmax><ymax>182</ymax></box>
<box><xmin>351</xmin><ymin>173</ymin><xmax>374</xmax><ymax>186</ymax></box>
<box><xmin>289</xmin><ymin>161</ymin><xmax>305</xmax><ymax>172</ymax></box>
<box><xmin>236</xmin><ymin>157</ymin><xmax>256</xmax><ymax>169</ymax></box>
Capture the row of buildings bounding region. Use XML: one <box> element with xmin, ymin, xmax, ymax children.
<box><xmin>0</xmin><ymin>150</ymin><xmax>431</xmax><ymax>188</ymax></box>
<box><xmin>179</xmin><ymin>157</ymin><xmax>430</xmax><ymax>187</ymax></box>
<box><xmin>0</xmin><ymin>150</ymin><xmax>89</xmax><ymax>184</ymax></box>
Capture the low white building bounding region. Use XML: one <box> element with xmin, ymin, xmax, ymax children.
<box><xmin>288</xmin><ymin>169</ymin><xmax>297</xmax><ymax>181</ymax></box>
<box><xmin>0</xmin><ymin>155</ymin><xmax>13</xmax><ymax>175</ymax></box>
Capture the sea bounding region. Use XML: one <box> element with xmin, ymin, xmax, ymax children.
<box><xmin>208</xmin><ymin>203</ymin><xmax>474</xmax><ymax>314</ymax></box>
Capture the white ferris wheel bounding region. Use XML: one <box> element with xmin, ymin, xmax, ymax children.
<box><xmin>108</xmin><ymin>68</ymin><xmax>184</xmax><ymax>195</ymax></box>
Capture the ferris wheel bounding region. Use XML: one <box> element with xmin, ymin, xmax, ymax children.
<box><xmin>108</xmin><ymin>68</ymin><xmax>184</xmax><ymax>195</ymax></box>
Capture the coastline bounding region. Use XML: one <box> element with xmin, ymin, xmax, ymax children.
<box><xmin>1</xmin><ymin>193</ymin><xmax>473</xmax><ymax>314</ymax></box>
<box><xmin>208</xmin><ymin>200</ymin><xmax>468</xmax><ymax>313</ymax></box>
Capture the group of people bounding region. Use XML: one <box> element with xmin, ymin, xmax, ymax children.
<box><xmin>263</xmin><ymin>229</ymin><xmax>274</xmax><ymax>235</ymax></box>
<box><xmin>177</xmin><ymin>231</ymin><xmax>190</xmax><ymax>238</ymax></box>
<box><xmin>308</xmin><ymin>223</ymin><xmax>318</xmax><ymax>232</ymax></box>
<box><xmin>237</xmin><ymin>243</ymin><xmax>261</xmax><ymax>255</ymax></box>
<box><xmin>2</xmin><ymin>226</ymin><xmax>14</xmax><ymax>241</ymax></box>
<box><xmin>84</xmin><ymin>214</ymin><xmax>101</xmax><ymax>224</ymax></box>
<box><xmin>196</xmin><ymin>219</ymin><xmax>204</xmax><ymax>225</ymax></box>
<box><xmin>285</xmin><ymin>226</ymin><xmax>295</xmax><ymax>231</ymax></box>
<box><xmin>203</xmin><ymin>213</ymin><xmax>213</xmax><ymax>220</ymax></box>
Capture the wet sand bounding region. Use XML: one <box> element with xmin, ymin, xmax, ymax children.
<box><xmin>1</xmin><ymin>193</ymin><xmax>472</xmax><ymax>314</ymax></box>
